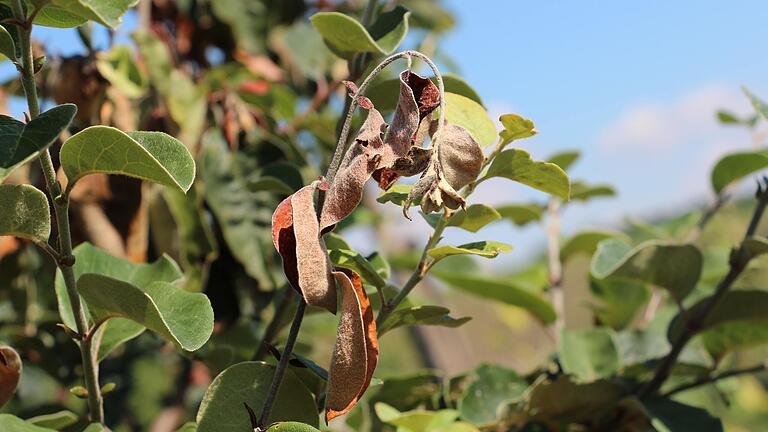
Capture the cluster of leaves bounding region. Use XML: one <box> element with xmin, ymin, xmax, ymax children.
<box><xmin>0</xmin><ymin>1</ymin><xmax>767</xmax><ymax>432</ymax></box>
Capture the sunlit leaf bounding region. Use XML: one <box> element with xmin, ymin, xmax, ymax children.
<box><xmin>329</xmin><ymin>249</ymin><xmax>387</xmax><ymax>289</ymax></box>
<box><xmin>485</xmin><ymin>149</ymin><xmax>570</xmax><ymax>199</ymax></box>
<box><xmin>378</xmin><ymin>305</ymin><xmax>470</xmax><ymax>335</ymax></box>
<box><xmin>443</xmin><ymin>93</ymin><xmax>496</xmax><ymax>147</ymax></box>
<box><xmin>60</xmin><ymin>127</ymin><xmax>195</xmax><ymax>192</ymax></box>
<box><xmin>499</xmin><ymin>114</ymin><xmax>536</xmax><ymax>146</ymax></box>
<box><xmin>311</xmin><ymin>6</ymin><xmax>410</xmax><ymax>58</ymax></box>
<box><xmin>0</xmin><ymin>104</ymin><xmax>76</xmax><ymax>181</ymax></box>
<box><xmin>711</xmin><ymin>149</ymin><xmax>768</xmax><ymax>193</ymax></box>
<box><xmin>266</xmin><ymin>423</ymin><xmax>320</xmax><ymax>432</ymax></box>
<box><xmin>428</xmin><ymin>241</ymin><xmax>511</xmax><ymax>260</ymax></box>
<box><xmin>27</xmin><ymin>411</ymin><xmax>78</xmax><ymax>429</ymax></box>
<box><xmin>377</xmin><ymin>184</ymin><xmax>413</xmax><ymax>205</ymax></box>
<box><xmin>560</xmin><ymin>231</ymin><xmax>624</xmax><ymax>262</ymax></box>
<box><xmin>0</xmin><ymin>415</ymin><xmax>56</xmax><ymax>432</ymax></box>
<box><xmin>96</xmin><ymin>45</ymin><xmax>147</xmax><ymax>97</ymax></box>
<box><xmin>196</xmin><ymin>362</ymin><xmax>319</xmax><ymax>431</ymax></box>
<box><xmin>569</xmin><ymin>181</ymin><xmax>616</xmax><ymax>202</ymax></box>
<box><xmin>77</xmin><ymin>273</ymin><xmax>214</xmax><ymax>351</ymax></box>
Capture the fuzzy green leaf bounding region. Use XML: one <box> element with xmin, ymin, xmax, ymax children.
<box><xmin>55</xmin><ymin>243</ymin><xmax>184</xmax><ymax>359</ymax></box>
<box><xmin>310</xmin><ymin>6</ymin><xmax>409</xmax><ymax>58</ymax></box>
<box><xmin>446</xmin><ymin>204</ymin><xmax>501</xmax><ymax>232</ymax></box>
<box><xmin>485</xmin><ymin>149</ymin><xmax>570</xmax><ymax>200</ymax></box>
<box><xmin>77</xmin><ymin>273</ymin><xmax>213</xmax><ymax>351</ymax></box>
<box><xmin>443</xmin><ymin>93</ymin><xmax>496</xmax><ymax>147</ymax></box>
<box><xmin>60</xmin><ymin>126</ymin><xmax>195</xmax><ymax>192</ymax></box>
<box><xmin>428</xmin><ymin>241</ymin><xmax>511</xmax><ymax>260</ymax></box>
<box><xmin>379</xmin><ymin>305</ymin><xmax>471</xmax><ymax>336</ymax></box>
<box><xmin>0</xmin><ymin>184</ymin><xmax>50</xmax><ymax>243</ymax></box>
<box><xmin>0</xmin><ymin>104</ymin><xmax>76</xmax><ymax>181</ymax></box>
<box><xmin>38</xmin><ymin>0</ymin><xmax>138</xmax><ymax>28</ymax></box>
<box><xmin>196</xmin><ymin>362</ymin><xmax>319</xmax><ymax>431</ymax></box>
<box><xmin>266</xmin><ymin>423</ymin><xmax>320</xmax><ymax>432</ymax></box>
<box><xmin>711</xmin><ymin>149</ymin><xmax>768</xmax><ymax>193</ymax></box>
<box><xmin>558</xmin><ymin>328</ymin><xmax>620</xmax><ymax>381</ymax></box>
<box><xmin>433</xmin><ymin>271</ymin><xmax>556</xmax><ymax>323</ymax></box>
<box><xmin>591</xmin><ymin>239</ymin><xmax>702</xmax><ymax>301</ymax></box>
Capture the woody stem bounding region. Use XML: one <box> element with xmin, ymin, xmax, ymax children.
<box><xmin>326</xmin><ymin>50</ymin><xmax>446</xmax><ymax>184</ymax></box>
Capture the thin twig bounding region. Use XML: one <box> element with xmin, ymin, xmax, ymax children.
<box><xmin>662</xmin><ymin>364</ymin><xmax>767</xmax><ymax>397</ymax></box>
<box><xmin>546</xmin><ymin>199</ymin><xmax>564</xmax><ymax>340</ymax></box>
<box><xmin>638</xmin><ymin>180</ymin><xmax>768</xmax><ymax>399</ymax></box>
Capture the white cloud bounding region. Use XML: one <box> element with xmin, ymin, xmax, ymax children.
<box><xmin>598</xmin><ymin>84</ymin><xmax>751</xmax><ymax>151</ymax></box>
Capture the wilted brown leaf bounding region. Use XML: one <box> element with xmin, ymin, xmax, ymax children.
<box><xmin>0</xmin><ymin>346</ymin><xmax>21</xmax><ymax>408</ymax></box>
<box><xmin>325</xmin><ymin>269</ymin><xmax>378</xmax><ymax>422</ymax></box>
<box><xmin>272</xmin><ymin>183</ymin><xmax>337</xmax><ymax>313</ymax></box>
<box><xmin>319</xmin><ymin>109</ymin><xmax>388</xmax><ymax>232</ymax></box>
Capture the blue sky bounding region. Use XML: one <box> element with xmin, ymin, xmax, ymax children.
<box><xmin>11</xmin><ymin>2</ymin><xmax>768</xmax><ymax>266</ymax></box>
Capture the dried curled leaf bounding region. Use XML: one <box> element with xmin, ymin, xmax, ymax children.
<box><xmin>373</xmin><ymin>70</ymin><xmax>440</xmax><ymax>188</ymax></box>
<box><xmin>403</xmin><ymin>122</ymin><xmax>484</xmax><ymax>217</ymax></box>
<box><xmin>0</xmin><ymin>346</ymin><xmax>21</xmax><ymax>408</ymax></box>
<box><xmin>320</xmin><ymin>109</ymin><xmax>388</xmax><ymax>231</ymax></box>
<box><xmin>325</xmin><ymin>269</ymin><xmax>378</xmax><ymax>422</ymax></box>
<box><xmin>272</xmin><ymin>183</ymin><xmax>337</xmax><ymax>313</ymax></box>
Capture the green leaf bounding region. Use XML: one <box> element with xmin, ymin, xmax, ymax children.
<box><xmin>310</xmin><ymin>7</ymin><xmax>410</xmax><ymax>58</ymax></box>
<box><xmin>0</xmin><ymin>184</ymin><xmax>50</xmax><ymax>243</ymax></box>
<box><xmin>0</xmin><ymin>104</ymin><xmax>76</xmax><ymax>181</ymax></box>
<box><xmin>96</xmin><ymin>45</ymin><xmax>146</xmax><ymax>98</ymax></box>
<box><xmin>55</xmin><ymin>243</ymin><xmax>183</xmax><ymax>359</ymax></box>
<box><xmin>377</xmin><ymin>184</ymin><xmax>412</xmax><ymax>205</ymax></box>
<box><xmin>77</xmin><ymin>273</ymin><xmax>213</xmax><ymax>351</ymax></box>
<box><xmin>176</xmin><ymin>423</ymin><xmax>198</xmax><ymax>432</ymax></box>
<box><xmin>0</xmin><ymin>24</ymin><xmax>15</xmax><ymax>60</ymax></box>
<box><xmin>60</xmin><ymin>127</ymin><xmax>195</xmax><ymax>192</ymax></box>
<box><xmin>428</xmin><ymin>241</ymin><xmax>512</xmax><ymax>261</ymax></box>
<box><xmin>45</xmin><ymin>0</ymin><xmax>137</xmax><ymax>28</ymax></box>
<box><xmin>443</xmin><ymin>74</ymin><xmax>483</xmax><ymax>106</ymax></box>
<box><xmin>590</xmin><ymin>279</ymin><xmax>650</xmax><ymax>330</ymax></box>
<box><xmin>26</xmin><ymin>411</ymin><xmax>78</xmax><ymax>429</ymax></box>
<box><xmin>485</xmin><ymin>149</ymin><xmax>570</xmax><ymax>200</ymax></box>
<box><xmin>443</xmin><ymin>93</ymin><xmax>496</xmax><ymax>147</ymax></box>
<box><xmin>547</xmin><ymin>150</ymin><xmax>580</xmax><ymax>171</ymax></box>
<box><xmin>523</xmin><ymin>376</ymin><xmax>624</xmax><ymax>424</ymax></box>
<box><xmin>560</xmin><ymin>231</ymin><xmax>624</xmax><ymax>262</ymax></box>
<box><xmin>432</xmin><ymin>271</ymin><xmax>556</xmax><ymax>323</ymax></box>
<box><xmin>266</xmin><ymin>423</ymin><xmax>320</xmax><ymax>432</ymax></box>
<box><xmin>0</xmin><ymin>415</ymin><xmax>56</xmax><ymax>431</ymax></box>
<box><xmin>81</xmin><ymin>424</ymin><xmax>108</xmax><ymax>432</ymax></box>
<box><xmin>558</xmin><ymin>328</ymin><xmax>620</xmax><ymax>381</ymax></box>
<box><xmin>668</xmin><ymin>290</ymin><xmax>768</xmax><ymax>357</ymax></box>
<box><xmin>499</xmin><ymin>114</ymin><xmax>536</xmax><ymax>146</ymax></box>
<box><xmin>133</xmin><ymin>30</ymin><xmax>172</xmax><ymax>96</ymax></box>
<box><xmin>379</xmin><ymin>305</ymin><xmax>471</xmax><ymax>336</ymax></box>
<box><xmin>495</xmin><ymin>203</ymin><xmax>545</xmax><ymax>226</ymax></box>
<box><xmin>744</xmin><ymin>236</ymin><xmax>768</xmax><ymax>259</ymax></box>
<box><xmin>591</xmin><ymin>239</ymin><xmax>702</xmax><ymax>301</ymax></box>
<box><xmin>375</xmin><ymin>403</ymin><xmax>471</xmax><ymax>432</ymax></box>
<box><xmin>458</xmin><ymin>364</ymin><xmax>527</xmax><ymax>425</ymax></box>
<box><xmin>643</xmin><ymin>397</ymin><xmax>723</xmax><ymax>432</ymax></box>
<box><xmin>368</xmin><ymin>6</ymin><xmax>411</xmax><ymax>53</ymax></box>
<box><xmin>446</xmin><ymin>204</ymin><xmax>501</xmax><ymax>232</ymax></box>
<box><xmin>568</xmin><ymin>181</ymin><xmax>616</xmax><ymax>202</ymax></box>
<box><xmin>329</xmin><ymin>249</ymin><xmax>387</xmax><ymax>289</ymax></box>
<box><xmin>743</xmin><ymin>87</ymin><xmax>768</xmax><ymax>120</ymax></box>
<box><xmin>196</xmin><ymin>362</ymin><xmax>319</xmax><ymax>431</ymax></box>
<box><xmin>711</xmin><ymin>149</ymin><xmax>768</xmax><ymax>193</ymax></box>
